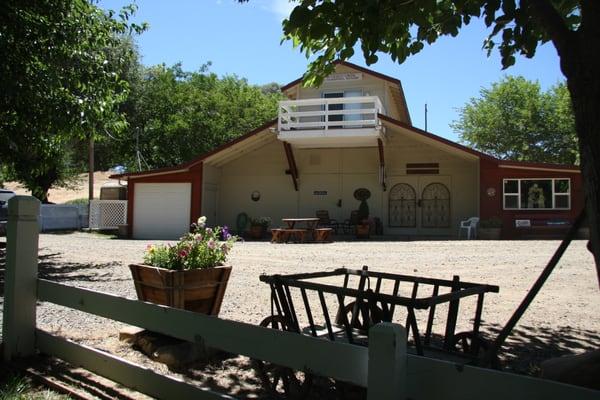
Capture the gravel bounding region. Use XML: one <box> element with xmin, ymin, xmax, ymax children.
<box><xmin>1</xmin><ymin>232</ymin><xmax>599</xmax><ymax>394</ymax></box>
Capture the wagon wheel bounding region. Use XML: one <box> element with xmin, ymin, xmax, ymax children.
<box><xmin>452</xmin><ymin>331</ymin><xmax>491</xmax><ymax>358</ymax></box>
<box><xmin>335</xmin><ymin>301</ymin><xmax>384</xmax><ymax>332</ymax></box>
<box><xmin>252</xmin><ymin>316</ymin><xmax>313</xmax><ymax>399</ymax></box>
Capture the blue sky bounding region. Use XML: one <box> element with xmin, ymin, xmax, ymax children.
<box><xmin>100</xmin><ymin>0</ymin><xmax>565</xmax><ymax>141</ymax></box>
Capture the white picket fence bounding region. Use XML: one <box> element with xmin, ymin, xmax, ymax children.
<box><xmin>88</xmin><ymin>199</ymin><xmax>127</xmax><ymax>230</ymax></box>
<box><xmin>2</xmin><ymin>196</ymin><xmax>599</xmax><ymax>400</ymax></box>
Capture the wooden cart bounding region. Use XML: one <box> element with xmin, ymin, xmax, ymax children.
<box><xmin>255</xmin><ymin>266</ymin><xmax>499</xmax><ymax>397</ymax></box>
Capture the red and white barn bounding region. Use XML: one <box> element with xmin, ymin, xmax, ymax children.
<box><xmin>111</xmin><ymin>62</ymin><xmax>583</xmax><ymax>240</ymax></box>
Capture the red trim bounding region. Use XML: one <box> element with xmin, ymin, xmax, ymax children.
<box><xmin>283</xmin><ymin>142</ymin><xmax>299</xmax><ymax>191</ymax></box>
<box><xmin>496</xmin><ymin>160</ymin><xmax>580</xmax><ymax>171</ymax></box>
<box><xmin>110</xmin><ymin>120</ymin><xmax>277</xmax><ymax>180</ymax></box>
<box><xmin>377</xmin><ymin>138</ymin><xmax>386</xmax><ymax>191</ymax></box>
<box><xmin>126</xmin><ymin>181</ymin><xmax>134</xmax><ymax>238</ymax></box>
<box><xmin>280</xmin><ymin>60</ymin><xmax>401</xmax><ymax>92</ymax></box>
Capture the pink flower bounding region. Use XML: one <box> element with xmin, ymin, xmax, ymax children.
<box><xmin>194</xmin><ymin>233</ymin><xmax>203</xmax><ymax>241</ymax></box>
<box><xmin>179</xmin><ymin>249</ymin><xmax>188</xmax><ymax>258</ymax></box>
<box><xmin>221</xmin><ymin>242</ymin><xmax>229</xmax><ymax>254</ymax></box>
<box><xmin>207</xmin><ymin>239</ymin><xmax>216</xmax><ymax>250</ymax></box>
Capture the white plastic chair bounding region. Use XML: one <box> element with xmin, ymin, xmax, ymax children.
<box><xmin>459</xmin><ymin>217</ymin><xmax>479</xmax><ymax>239</ymax></box>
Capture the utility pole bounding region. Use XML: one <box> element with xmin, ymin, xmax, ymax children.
<box><xmin>424</xmin><ymin>103</ymin><xmax>428</xmax><ymax>132</ymax></box>
<box><xmin>88</xmin><ymin>133</ymin><xmax>94</xmax><ymax>201</ymax></box>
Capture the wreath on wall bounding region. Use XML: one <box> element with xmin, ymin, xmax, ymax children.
<box><xmin>353</xmin><ymin>188</ymin><xmax>371</xmax><ymax>201</ymax></box>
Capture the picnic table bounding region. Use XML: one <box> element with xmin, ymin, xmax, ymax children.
<box><xmin>281</xmin><ymin>217</ymin><xmax>319</xmax><ymax>229</ymax></box>
<box><xmin>272</xmin><ymin>218</ymin><xmax>332</xmax><ymax>243</ymax></box>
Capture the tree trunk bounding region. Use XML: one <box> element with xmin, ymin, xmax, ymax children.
<box><xmin>561</xmin><ymin>13</ymin><xmax>600</xmax><ymax>287</ymax></box>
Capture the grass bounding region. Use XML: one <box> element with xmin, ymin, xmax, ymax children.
<box><xmin>0</xmin><ymin>370</ymin><xmax>68</xmax><ymax>400</ymax></box>
<box><xmin>62</xmin><ymin>198</ymin><xmax>88</xmax><ymax>206</ymax></box>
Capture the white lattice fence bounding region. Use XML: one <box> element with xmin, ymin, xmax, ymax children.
<box><xmin>89</xmin><ymin>200</ymin><xmax>127</xmax><ymax>230</ymax></box>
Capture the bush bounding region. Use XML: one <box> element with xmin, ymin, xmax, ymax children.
<box><xmin>480</xmin><ymin>217</ymin><xmax>503</xmax><ymax>228</ymax></box>
<box><xmin>64</xmin><ymin>198</ymin><xmax>88</xmax><ymax>206</ymax></box>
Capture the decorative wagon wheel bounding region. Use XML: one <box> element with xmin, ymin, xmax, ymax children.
<box><xmin>451</xmin><ymin>331</ymin><xmax>498</xmax><ymax>366</ymax></box>
<box><xmin>252</xmin><ymin>315</ymin><xmax>313</xmax><ymax>399</ymax></box>
<box><xmin>335</xmin><ymin>300</ymin><xmax>384</xmax><ymax>333</ymax></box>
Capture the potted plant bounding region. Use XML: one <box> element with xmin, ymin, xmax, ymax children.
<box><xmin>129</xmin><ymin>216</ymin><xmax>237</xmax><ymax>316</ymax></box>
<box><xmin>249</xmin><ymin>216</ymin><xmax>271</xmax><ymax>239</ymax></box>
<box><xmin>478</xmin><ymin>217</ymin><xmax>503</xmax><ymax>240</ymax></box>
<box><xmin>354</xmin><ymin>188</ymin><xmax>371</xmax><ymax>239</ymax></box>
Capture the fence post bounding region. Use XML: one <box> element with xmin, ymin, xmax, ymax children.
<box><xmin>367</xmin><ymin>322</ymin><xmax>407</xmax><ymax>400</ymax></box>
<box><xmin>2</xmin><ymin>196</ymin><xmax>40</xmax><ymax>361</ymax></box>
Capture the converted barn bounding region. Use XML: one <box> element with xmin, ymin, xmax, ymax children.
<box><xmin>111</xmin><ymin>62</ymin><xmax>583</xmax><ymax>240</ymax></box>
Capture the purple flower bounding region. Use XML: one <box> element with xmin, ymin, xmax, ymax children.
<box><xmin>221</xmin><ymin>225</ymin><xmax>230</xmax><ymax>240</ymax></box>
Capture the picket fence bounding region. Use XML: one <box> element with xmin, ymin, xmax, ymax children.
<box><xmin>2</xmin><ymin>196</ymin><xmax>598</xmax><ymax>400</ymax></box>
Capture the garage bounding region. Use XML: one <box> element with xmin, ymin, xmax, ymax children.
<box><xmin>133</xmin><ymin>182</ymin><xmax>192</xmax><ymax>239</ymax></box>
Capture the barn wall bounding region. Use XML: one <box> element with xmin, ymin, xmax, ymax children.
<box><xmin>126</xmin><ymin>169</ymin><xmax>202</xmax><ymax>237</ymax></box>
<box><xmin>210</xmin><ymin>125</ymin><xmax>479</xmax><ymax>238</ymax></box>
<box><xmin>479</xmin><ymin>158</ymin><xmax>583</xmax><ymax>238</ymax></box>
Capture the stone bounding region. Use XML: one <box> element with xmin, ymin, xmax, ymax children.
<box><xmin>540</xmin><ymin>349</ymin><xmax>600</xmax><ymax>390</ymax></box>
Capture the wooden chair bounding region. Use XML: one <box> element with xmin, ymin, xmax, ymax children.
<box><xmin>342</xmin><ymin>210</ymin><xmax>360</xmax><ymax>234</ymax></box>
<box><xmin>315</xmin><ymin>210</ymin><xmax>339</xmax><ymax>234</ymax></box>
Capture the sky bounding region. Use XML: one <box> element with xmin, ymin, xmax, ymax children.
<box><xmin>100</xmin><ymin>0</ymin><xmax>565</xmax><ymax>142</ymax></box>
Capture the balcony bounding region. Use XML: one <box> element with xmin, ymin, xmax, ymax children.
<box><xmin>277</xmin><ymin>96</ymin><xmax>385</xmax><ymax>148</ymax></box>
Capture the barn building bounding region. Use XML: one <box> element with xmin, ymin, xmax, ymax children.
<box><xmin>111</xmin><ymin>62</ymin><xmax>583</xmax><ymax>240</ymax></box>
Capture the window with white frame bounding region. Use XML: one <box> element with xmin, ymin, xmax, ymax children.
<box><xmin>503</xmin><ymin>178</ymin><xmax>571</xmax><ymax>210</ymax></box>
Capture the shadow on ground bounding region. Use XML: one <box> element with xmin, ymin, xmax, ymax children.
<box><xmin>0</xmin><ymin>246</ymin><xmax>127</xmax><ymax>297</ymax></box>
<box><xmin>483</xmin><ymin>322</ymin><xmax>600</xmax><ymax>376</ymax></box>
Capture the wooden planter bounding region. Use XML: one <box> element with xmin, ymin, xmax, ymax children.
<box><xmin>478</xmin><ymin>228</ymin><xmax>502</xmax><ymax>240</ymax></box>
<box><xmin>129</xmin><ymin>264</ymin><xmax>231</xmax><ymax>316</ymax></box>
<box><xmin>356</xmin><ymin>224</ymin><xmax>370</xmax><ymax>239</ymax></box>
<box><xmin>249</xmin><ymin>225</ymin><xmax>265</xmax><ymax>239</ymax></box>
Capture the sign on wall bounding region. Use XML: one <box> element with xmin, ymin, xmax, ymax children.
<box><xmin>324</xmin><ymin>73</ymin><xmax>363</xmax><ymax>82</ymax></box>
<box><xmin>313</xmin><ymin>191</ymin><xmax>328</xmax><ymax>196</ymax></box>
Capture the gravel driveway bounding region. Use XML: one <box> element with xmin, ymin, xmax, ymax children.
<box><xmin>1</xmin><ymin>232</ymin><xmax>599</xmax><ymax>395</ymax></box>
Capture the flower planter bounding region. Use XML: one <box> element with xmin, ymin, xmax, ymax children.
<box><xmin>478</xmin><ymin>228</ymin><xmax>502</xmax><ymax>240</ymax></box>
<box><xmin>129</xmin><ymin>264</ymin><xmax>232</xmax><ymax>316</ymax></box>
<box><xmin>249</xmin><ymin>225</ymin><xmax>265</xmax><ymax>239</ymax></box>
<box><xmin>356</xmin><ymin>224</ymin><xmax>370</xmax><ymax>239</ymax></box>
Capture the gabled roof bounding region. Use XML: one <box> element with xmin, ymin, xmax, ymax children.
<box><xmin>381</xmin><ymin>114</ymin><xmax>580</xmax><ymax>173</ymax></box>
<box><xmin>379</xmin><ymin>114</ymin><xmax>495</xmax><ymax>161</ymax></box>
<box><xmin>110</xmin><ymin>119</ymin><xmax>277</xmax><ymax>180</ymax></box>
<box><xmin>113</xmin><ymin>113</ymin><xmax>580</xmax><ymax>181</ymax></box>
<box><xmin>280</xmin><ymin>60</ymin><xmax>402</xmax><ymax>92</ymax></box>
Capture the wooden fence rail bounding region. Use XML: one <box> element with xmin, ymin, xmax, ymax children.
<box><xmin>2</xmin><ymin>196</ymin><xmax>599</xmax><ymax>400</ymax></box>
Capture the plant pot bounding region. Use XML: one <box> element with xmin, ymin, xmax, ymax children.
<box><xmin>478</xmin><ymin>227</ymin><xmax>502</xmax><ymax>240</ymax></box>
<box><xmin>129</xmin><ymin>264</ymin><xmax>232</xmax><ymax>316</ymax></box>
<box><xmin>249</xmin><ymin>225</ymin><xmax>265</xmax><ymax>239</ymax></box>
<box><xmin>356</xmin><ymin>224</ymin><xmax>370</xmax><ymax>239</ymax></box>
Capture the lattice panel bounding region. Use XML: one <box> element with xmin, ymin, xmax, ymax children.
<box><xmin>89</xmin><ymin>200</ymin><xmax>127</xmax><ymax>230</ymax></box>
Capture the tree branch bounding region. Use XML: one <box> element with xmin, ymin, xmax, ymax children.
<box><xmin>526</xmin><ymin>0</ymin><xmax>576</xmax><ymax>58</ymax></box>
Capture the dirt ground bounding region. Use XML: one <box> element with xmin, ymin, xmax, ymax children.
<box><xmin>4</xmin><ymin>171</ymin><xmax>117</xmax><ymax>203</ymax></box>
<box><xmin>1</xmin><ymin>233</ymin><xmax>599</xmax><ymax>398</ymax></box>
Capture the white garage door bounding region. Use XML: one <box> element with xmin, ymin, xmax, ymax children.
<box><xmin>133</xmin><ymin>183</ymin><xmax>191</xmax><ymax>240</ymax></box>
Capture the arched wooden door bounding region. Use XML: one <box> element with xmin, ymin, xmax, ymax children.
<box><xmin>421</xmin><ymin>183</ymin><xmax>451</xmax><ymax>228</ymax></box>
<box><xmin>389</xmin><ymin>183</ymin><xmax>416</xmax><ymax>227</ymax></box>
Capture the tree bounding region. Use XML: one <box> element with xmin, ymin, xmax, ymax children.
<box><xmin>452</xmin><ymin>76</ymin><xmax>578</xmax><ymax>164</ymax></box>
<box><xmin>117</xmin><ymin>63</ymin><xmax>283</xmax><ymax>170</ymax></box>
<box><xmin>239</xmin><ymin>0</ymin><xmax>600</xmax><ymax>286</ymax></box>
<box><xmin>0</xmin><ymin>1</ymin><xmax>144</xmax><ymax>202</ymax></box>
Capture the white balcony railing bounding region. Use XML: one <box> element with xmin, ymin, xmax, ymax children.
<box><xmin>278</xmin><ymin>96</ymin><xmax>384</xmax><ymax>132</ymax></box>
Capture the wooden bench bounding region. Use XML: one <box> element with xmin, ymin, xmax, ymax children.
<box><xmin>283</xmin><ymin>228</ymin><xmax>309</xmax><ymax>242</ymax></box>
<box><xmin>314</xmin><ymin>227</ymin><xmax>333</xmax><ymax>242</ymax></box>
<box><xmin>271</xmin><ymin>228</ymin><xmax>285</xmax><ymax>243</ymax></box>
<box><xmin>514</xmin><ymin>218</ymin><xmax>572</xmax><ymax>239</ymax></box>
